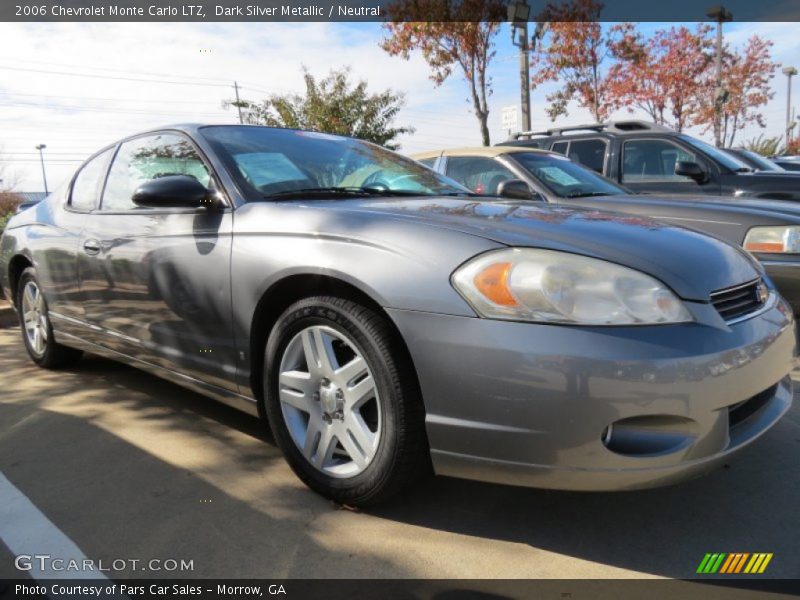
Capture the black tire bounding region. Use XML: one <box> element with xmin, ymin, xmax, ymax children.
<box><xmin>16</xmin><ymin>267</ymin><xmax>83</xmax><ymax>368</ymax></box>
<box><xmin>263</xmin><ymin>296</ymin><xmax>430</xmax><ymax>506</ymax></box>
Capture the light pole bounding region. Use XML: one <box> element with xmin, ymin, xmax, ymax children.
<box><xmin>783</xmin><ymin>66</ymin><xmax>798</xmax><ymax>144</ymax></box>
<box><xmin>706</xmin><ymin>5</ymin><xmax>733</xmax><ymax>147</ymax></box>
<box><xmin>508</xmin><ymin>0</ymin><xmax>531</xmax><ymax>132</ymax></box>
<box><xmin>35</xmin><ymin>144</ymin><xmax>48</xmax><ymax>194</ymax></box>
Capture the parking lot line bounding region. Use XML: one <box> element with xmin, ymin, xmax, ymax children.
<box><xmin>0</xmin><ymin>471</ymin><xmax>107</xmax><ymax>581</ymax></box>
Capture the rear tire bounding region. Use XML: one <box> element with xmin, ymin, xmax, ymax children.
<box><xmin>263</xmin><ymin>296</ymin><xmax>430</xmax><ymax>506</ymax></box>
<box><xmin>17</xmin><ymin>267</ymin><xmax>83</xmax><ymax>368</ymax></box>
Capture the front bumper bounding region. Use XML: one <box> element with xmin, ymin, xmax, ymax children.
<box><xmin>387</xmin><ymin>295</ymin><xmax>796</xmax><ymax>491</ymax></box>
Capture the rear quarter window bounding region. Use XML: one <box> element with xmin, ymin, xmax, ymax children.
<box><xmin>69</xmin><ymin>148</ymin><xmax>114</xmax><ymax>211</ymax></box>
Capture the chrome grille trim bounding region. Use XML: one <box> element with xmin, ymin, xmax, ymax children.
<box><xmin>709</xmin><ymin>278</ymin><xmax>766</xmax><ymax>323</ymax></box>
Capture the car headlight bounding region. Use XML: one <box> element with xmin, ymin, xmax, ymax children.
<box><xmin>743</xmin><ymin>226</ymin><xmax>800</xmax><ymax>253</ymax></box>
<box><xmin>452</xmin><ymin>248</ymin><xmax>693</xmax><ymax>325</ymax></box>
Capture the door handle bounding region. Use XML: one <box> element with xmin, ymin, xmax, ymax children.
<box><xmin>83</xmin><ymin>239</ymin><xmax>101</xmax><ymax>255</ymax></box>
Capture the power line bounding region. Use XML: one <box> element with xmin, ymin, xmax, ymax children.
<box><xmin>0</xmin><ymin>100</ymin><xmax>231</xmax><ymax>118</ymax></box>
<box><xmin>0</xmin><ymin>91</ymin><xmax>226</xmax><ymax>106</ymax></box>
<box><xmin>0</xmin><ymin>93</ymin><xmax>472</xmax><ymax>125</ymax></box>
<box><xmin>7</xmin><ymin>57</ymin><xmax>233</xmax><ymax>84</ymax></box>
<box><xmin>0</xmin><ymin>65</ymin><xmax>231</xmax><ymax>88</ymax></box>
<box><xmin>3</xmin><ymin>159</ymin><xmax>84</xmax><ymax>163</ymax></box>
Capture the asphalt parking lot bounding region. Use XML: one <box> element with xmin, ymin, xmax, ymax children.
<box><xmin>1</xmin><ymin>321</ymin><xmax>799</xmax><ymax>581</ymax></box>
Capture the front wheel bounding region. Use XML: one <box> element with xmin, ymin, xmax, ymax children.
<box><xmin>17</xmin><ymin>267</ymin><xmax>83</xmax><ymax>368</ymax></box>
<box><xmin>263</xmin><ymin>296</ymin><xmax>430</xmax><ymax>506</ymax></box>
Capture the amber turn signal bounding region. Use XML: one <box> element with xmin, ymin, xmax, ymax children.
<box><xmin>473</xmin><ymin>262</ymin><xmax>519</xmax><ymax>306</ymax></box>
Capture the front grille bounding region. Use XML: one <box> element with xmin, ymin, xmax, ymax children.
<box><xmin>710</xmin><ymin>279</ymin><xmax>764</xmax><ymax>322</ymax></box>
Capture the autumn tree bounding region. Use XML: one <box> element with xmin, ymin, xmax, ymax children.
<box><xmin>529</xmin><ymin>0</ymin><xmax>638</xmax><ymax>122</ymax></box>
<box><xmin>608</xmin><ymin>25</ymin><xmax>713</xmax><ymax>132</ymax></box>
<box><xmin>227</xmin><ymin>67</ymin><xmax>412</xmax><ymax>149</ymax></box>
<box><xmin>381</xmin><ymin>0</ymin><xmax>505</xmax><ymax>145</ymax></box>
<box><xmin>692</xmin><ymin>35</ymin><xmax>777</xmax><ymax>147</ymax></box>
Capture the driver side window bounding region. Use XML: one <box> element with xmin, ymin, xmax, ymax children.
<box><xmin>101</xmin><ymin>133</ymin><xmax>211</xmax><ymax>211</ymax></box>
<box><xmin>622</xmin><ymin>139</ymin><xmax>696</xmax><ymax>183</ymax></box>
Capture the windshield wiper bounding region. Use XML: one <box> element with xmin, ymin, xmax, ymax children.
<box><xmin>264</xmin><ymin>187</ymin><xmax>388</xmax><ymax>200</ymax></box>
<box><xmin>263</xmin><ymin>187</ymin><xmax>440</xmax><ymax>200</ymax></box>
<box><xmin>564</xmin><ymin>191</ymin><xmax>611</xmax><ymax>198</ymax></box>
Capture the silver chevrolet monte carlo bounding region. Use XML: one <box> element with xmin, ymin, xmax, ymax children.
<box><xmin>1</xmin><ymin>125</ymin><xmax>795</xmax><ymax>505</ymax></box>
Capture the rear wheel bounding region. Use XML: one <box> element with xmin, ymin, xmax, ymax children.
<box><xmin>263</xmin><ymin>296</ymin><xmax>430</xmax><ymax>506</ymax></box>
<box><xmin>17</xmin><ymin>267</ymin><xmax>83</xmax><ymax>368</ymax></box>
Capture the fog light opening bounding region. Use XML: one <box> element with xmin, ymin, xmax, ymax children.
<box><xmin>601</xmin><ymin>415</ymin><xmax>696</xmax><ymax>457</ymax></box>
<box><xmin>602</xmin><ymin>425</ymin><xmax>613</xmax><ymax>446</ymax></box>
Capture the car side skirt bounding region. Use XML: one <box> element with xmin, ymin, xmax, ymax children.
<box><xmin>53</xmin><ymin>328</ymin><xmax>260</xmax><ymax>417</ymax></box>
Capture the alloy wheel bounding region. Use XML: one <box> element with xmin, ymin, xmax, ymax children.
<box><xmin>22</xmin><ymin>281</ymin><xmax>48</xmax><ymax>356</ymax></box>
<box><xmin>278</xmin><ymin>325</ymin><xmax>381</xmax><ymax>478</ymax></box>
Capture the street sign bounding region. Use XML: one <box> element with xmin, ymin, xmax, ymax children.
<box><xmin>502</xmin><ymin>105</ymin><xmax>518</xmax><ymax>132</ymax></box>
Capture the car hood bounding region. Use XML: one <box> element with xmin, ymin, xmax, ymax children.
<box><xmin>324</xmin><ymin>197</ymin><xmax>760</xmax><ymax>302</ymax></box>
<box><xmin>739</xmin><ymin>170</ymin><xmax>800</xmax><ymax>179</ymax></box>
<box><xmin>617</xmin><ymin>193</ymin><xmax>800</xmax><ymax>218</ymax></box>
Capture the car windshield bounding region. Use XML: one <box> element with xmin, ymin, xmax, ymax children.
<box><xmin>679</xmin><ymin>135</ymin><xmax>752</xmax><ymax>171</ymax></box>
<box><xmin>509</xmin><ymin>152</ymin><xmax>628</xmax><ymax>198</ymax></box>
<box><xmin>200</xmin><ymin>126</ymin><xmax>469</xmax><ymax>199</ymax></box>
<box><xmin>731</xmin><ymin>149</ymin><xmax>783</xmax><ymax>172</ymax></box>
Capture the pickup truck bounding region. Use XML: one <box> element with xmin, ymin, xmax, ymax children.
<box><xmin>503</xmin><ymin>120</ymin><xmax>800</xmax><ymax>201</ymax></box>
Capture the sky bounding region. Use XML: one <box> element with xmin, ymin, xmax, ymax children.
<box><xmin>0</xmin><ymin>20</ymin><xmax>798</xmax><ymax>191</ymax></box>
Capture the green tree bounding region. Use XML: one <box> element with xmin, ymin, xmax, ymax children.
<box><xmin>227</xmin><ymin>67</ymin><xmax>413</xmax><ymax>150</ymax></box>
<box><xmin>743</xmin><ymin>134</ymin><xmax>785</xmax><ymax>156</ymax></box>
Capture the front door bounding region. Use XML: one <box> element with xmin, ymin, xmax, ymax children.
<box><xmin>620</xmin><ymin>138</ymin><xmax>720</xmax><ymax>195</ymax></box>
<box><xmin>77</xmin><ymin>132</ymin><xmax>237</xmax><ymax>392</ymax></box>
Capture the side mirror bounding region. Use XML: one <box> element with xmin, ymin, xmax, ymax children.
<box><xmin>497</xmin><ymin>179</ymin><xmax>537</xmax><ymax>200</ymax></box>
<box><xmin>674</xmin><ymin>161</ymin><xmax>708</xmax><ymax>184</ymax></box>
<box><xmin>132</xmin><ymin>175</ymin><xmax>213</xmax><ymax>209</ymax></box>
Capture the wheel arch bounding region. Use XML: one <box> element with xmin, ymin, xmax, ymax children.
<box><xmin>7</xmin><ymin>253</ymin><xmax>33</xmax><ymax>308</ymax></box>
<box><xmin>248</xmin><ymin>273</ymin><xmax>421</xmax><ymax>418</ymax></box>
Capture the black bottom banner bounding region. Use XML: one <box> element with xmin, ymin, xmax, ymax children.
<box><xmin>1</xmin><ymin>579</ymin><xmax>798</xmax><ymax>600</ymax></box>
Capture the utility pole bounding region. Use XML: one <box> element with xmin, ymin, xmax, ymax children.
<box><xmin>783</xmin><ymin>66</ymin><xmax>798</xmax><ymax>144</ymax></box>
<box><xmin>233</xmin><ymin>81</ymin><xmax>244</xmax><ymax>124</ymax></box>
<box><xmin>35</xmin><ymin>144</ymin><xmax>48</xmax><ymax>194</ymax></box>
<box><xmin>706</xmin><ymin>5</ymin><xmax>733</xmax><ymax>147</ymax></box>
<box><xmin>508</xmin><ymin>0</ymin><xmax>532</xmax><ymax>132</ymax></box>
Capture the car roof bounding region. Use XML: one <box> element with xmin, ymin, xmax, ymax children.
<box><xmin>411</xmin><ymin>146</ymin><xmax>555</xmax><ymax>160</ymax></box>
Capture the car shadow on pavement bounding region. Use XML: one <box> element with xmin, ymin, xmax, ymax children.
<box><xmin>375</xmin><ymin>397</ymin><xmax>800</xmax><ymax>579</ymax></box>
<box><xmin>2</xmin><ymin>326</ymin><xmax>798</xmax><ymax>581</ymax></box>
<box><xmin>0</xmin><ymin>332</ymin><xmax>420</xmax><ymax>580</ymax></box>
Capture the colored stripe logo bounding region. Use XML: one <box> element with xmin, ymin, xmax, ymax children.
<box><xmin>696</xmin><ymin>553</ymin><xmax>773</xmax><ymax>574</ymax></box>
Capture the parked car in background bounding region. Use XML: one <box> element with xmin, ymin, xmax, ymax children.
<box><xmin>725</xmin><ymin>148</ymin><xmax>786</xmax><ymax>172</ymax></box>
<box><xmin>1</xmin><ymin>125</ymin><xmax>794</xmax><ymax>504</ymax></box>
<box><xmin>502</xmin><ymin>121</ymin><xmax>800</xmax><ymax>201</ymax></box>
<box><xmin>773</xmin><ymin>156</ymin><xmax>800</xmax><ymax>172</ymax></box>
<box><xmin>413</xmin><ymin>145</ymin><xmax>800</xmax><ymax>312</ymax></box>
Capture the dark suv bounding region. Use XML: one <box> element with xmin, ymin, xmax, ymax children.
<box><xmin>503</xmin><ymin>120</ymin><xmax>800</xmax><ymax>201</ymax></box>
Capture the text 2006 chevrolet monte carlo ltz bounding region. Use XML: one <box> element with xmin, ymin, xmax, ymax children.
<box><xmin>1</xmin><ymin>125</ymin><xmax>795</xmax><ymax>505</ymax></box>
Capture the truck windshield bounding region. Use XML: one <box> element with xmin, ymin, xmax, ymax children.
<box><xmin>680</xmin><ymin>135</ymin><xmax>752</xmax><ymax>171</ymax></box>
<box><xmin>730</xmin><ymin>149</ymin><xmax>783</xmax><ymax>172</ymax></box>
